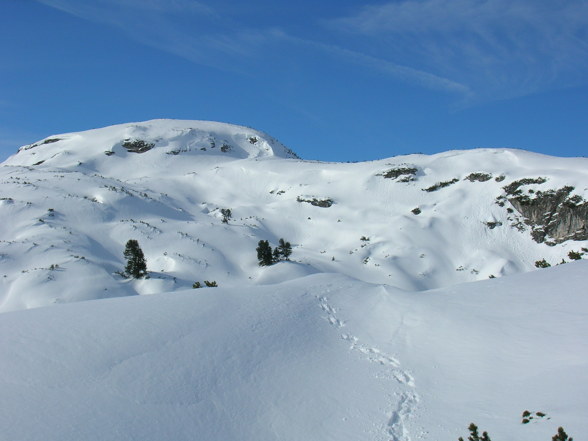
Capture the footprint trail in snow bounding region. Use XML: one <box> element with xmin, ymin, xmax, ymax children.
<box><xmin>318</xmin><ymin>294</ymin><xmax>420</xmax><ymax>441</ymax></box>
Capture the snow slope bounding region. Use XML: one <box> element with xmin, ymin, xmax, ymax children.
<box><xmin>0</xmin><ymin>263</ymin><xmax>586</xmax><ymax>441</ymax></box>
<box><xmin>0</xmin><ymin>120</ymin><xmax>586</xmax><ymax>440</ymax></box>
<box><xmin>1</xmin><ymin>120</ymin><xmax>587</xmax><ymax>311</ymax></box>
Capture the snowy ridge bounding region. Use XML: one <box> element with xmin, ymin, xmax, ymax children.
<box><xmin>1</xmin><ymin>121</ymin><xmax>587</xmax><ymax>310</ymax></box>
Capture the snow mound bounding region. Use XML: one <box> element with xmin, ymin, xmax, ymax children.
<box><xmin>4</xmin><ymin>119</ymin><xmax>299</xmax><ymax>171</ymax></box>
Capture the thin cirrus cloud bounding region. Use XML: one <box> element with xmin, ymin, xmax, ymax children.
<box><xmin>35</xmin><ymin>0</ymin><xmax>470</xmax><ymax>95</ymax></box>
<box><xmin>329</xmin><ymin>0</ymin><xmax>588</xmax><ymax>101</ymax></box>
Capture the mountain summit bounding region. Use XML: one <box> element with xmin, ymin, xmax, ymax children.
<box><xmin>5</xmin><ymin>119</ymin><xmax>299</xmax><ymax>171</ymax></box>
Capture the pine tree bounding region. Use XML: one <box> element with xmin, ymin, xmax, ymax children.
<box><xmin>277</xmin><ymin>238</ymin><xmax>292</xmax><ymax>261</ymax></box>
<box><xmin>256</xmin><ymin>240</ymin><xmax>274</xmax><ymax>266</ymax></box>
<box><xmin>272</xmin><ymin>247</ymin><xmax>281</xmax><ymax>263</ymax></box>
<box><xmin>123</xmin><ymin>239</ymin><xmax>147</xmax><ymax>278</ymax></box>
<box><xmin>220</xmin><ymin>208</ymin><xmax>232</xmax><ymax>224</ymax></box>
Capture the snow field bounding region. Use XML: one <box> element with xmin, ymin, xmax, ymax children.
<box><xmin>0</xmin><ymin>264</ymin><xmax>586</xmax><ymax>441</ymax></box>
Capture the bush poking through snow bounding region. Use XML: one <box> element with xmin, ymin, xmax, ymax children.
<box><xmin>458</xmin><ymin>423</ymin><xmax>491</xmax><ymax>441</ymax></box>
<box><xmin>568</xmin><ymin>250</ymin><xmax>582</xmax><ymax>260</ymax></box>
<box><xmin>459</xmin><ymin>422</ymin><xmax>573</xmax><ymax>441</ymax></box>
<box><xmin>423</xmin><ymin>178</ymin><xmax>459</xmax><ymax>192</ymax></box>
<box><xmin>465</xmin><ymin>172</ymin><xmax>493</xmax><ymax>182</ymax></box>
<box><xmin>552</xmin><ymin>427</ymin><xmax>573</xmax><ymax>441</ymax></box>
<box><xmin>535</xmin><ymin>259</ymin><xmax>551</xmax><ymax>268</ymax></box>
<box><xmin>123</xmin><ymin>239</ymin><xmax>147</xmax><ymax>278</ymax></box>
<box><xmin>379</xmin><ymin>166</ymin><xmax>418</xmax><ymax>180</ymax></box>
<box><xmin>204</xmin><ymin>280</ymin><xmax>217</xmax><ymax>287</ymax></box>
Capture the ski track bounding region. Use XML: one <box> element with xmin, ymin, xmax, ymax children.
<box><xmin>317</xmin><ymin>294</ymin><xmax>420</xmax><ymax>441</ymax></box>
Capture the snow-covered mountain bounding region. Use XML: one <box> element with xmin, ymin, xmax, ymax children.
<box><xmin>1</xmin><ymin>119</ymin><xmax>587</xmax><ymax>311</ymax></box>
<box><xmin>0</xmin><ymin>120</ymin><xmax>586</xmax><ymax>441</ymax></box>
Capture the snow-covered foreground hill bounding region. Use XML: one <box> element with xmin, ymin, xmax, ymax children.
<box><xmin>1</xmin><ymin>119</ymin><xmax>587</xmax><ymax>311</ymax></box>
<box><xmin>1</xmin><ymin>263</ymin><xmax>586</xmax><ymax>441</ymax></box>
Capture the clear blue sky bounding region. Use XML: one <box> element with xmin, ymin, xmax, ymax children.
<box><xmin>1</xmin><ymin>0</ymin><xmax>587</xmax><ymax>162</ymax></box>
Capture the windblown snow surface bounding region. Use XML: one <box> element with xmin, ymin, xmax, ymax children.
<box><xmin>0</xmin><ymin>120</ymin><xmax>586</xmax><ymax>441</ymax></box>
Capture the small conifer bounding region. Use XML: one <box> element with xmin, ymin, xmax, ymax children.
<box><xmin>123</xmin><ymin>239</ymin><xmax>147</xmax><ymax>278</ymax></box>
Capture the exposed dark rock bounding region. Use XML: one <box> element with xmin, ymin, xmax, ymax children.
<box><xmin>465</xmin><ymin>172</ymin><xmax>492</xmax><ymax>182</ymax></box>
<box><xmin>297</xmin><ymin>196</ymin><xmax>333</xmax><ymax>208</ymax></box>
<box><xmin>506</xmin><ymin>184</ymin><xmax>588</xmax><ymax>244</ymax></box>
<box><xmin>485</xmin><ymin>221</ymin><xmax>502</xmax><ymax>229</ymax></box>
<box><xmin>21</xmin><ymin>138</ymin><xmax>62</xmax><ymax>151</ymax></box>
<box><xmin>121</xmin><ymin>139</ymin><xmax>154</xmax><ymax>153</ymax></box>
<box><xmin>379</xmin><ymin>166</ymin><xmax>418</xmax><ymax>181</ymax></box>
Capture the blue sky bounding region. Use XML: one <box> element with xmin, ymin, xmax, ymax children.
<box><xmin>1</xmin><ymin>0</ymin><xmax>587</xmax><ymax>162</ymax></box>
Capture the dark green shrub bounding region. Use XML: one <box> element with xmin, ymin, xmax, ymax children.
<box><xmin>458</xmin><ymin>423</ymin><xmax>491</xmax><ymax>441</ymax></box>
<box><xmin>568</xmin><ymin>250</ymin><xmax>582</xmax><ymax>260</ymax></box>
<box><xmin>552</xmin><ymin>427</ymin><xmax>573</xmax><ymax>441</ymax></box>
<box><xmin>380</xmin><ymin>167</ymin><xmax>418</xmax><ymax>180</ymax></box>
<box><xmin>204</xmin><ymin>280</ymin><xmax>217</xmax><ymax>287</ymax></box>
<box><xmin>503</xmin><ymin>177</ymin><xmax>547</xmax><ymax>196</ymax></box>
<box><xmin>192</xmin><ymin>282</ymin><xmax>202</xmax><ymax>289</ymax></box>
<box><xmin>535</xmin><ymin>259</ymin><xmax>551</xmax><ymax>268</ymax></box>
<box><xmin>423</xmin><ymin>178</ymin><xmax>459</xmax><ymax>192</ymax></box>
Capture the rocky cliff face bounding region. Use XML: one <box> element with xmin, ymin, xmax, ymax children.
<box><xmin>502</xmin><ymin>180</ymin><xmax>588</xmax><ymax>245</ymax></box>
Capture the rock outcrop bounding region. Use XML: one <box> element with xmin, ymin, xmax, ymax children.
<box><xmin>505</xmin><ymin>182</ymin><xmax>588</xmax><ymax>245</ymax></box>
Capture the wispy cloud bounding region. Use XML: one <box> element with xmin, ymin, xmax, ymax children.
<box><xmin>37</xmin><ymin>0</ymin><xmax>213</xmax><ymax>17</ymax></box>
<box><xmin>37</xmin><ymin>0</ymin><xmax>581</xmax><ymax>103</ymax></box>
<box><xmin>35</xmin><ymin>0</ymin><xmax>276</xmax><ymax>71</ymax></box>
<box><xmin>35</xmin><ymin>0</ymin><xmax>469</xmax><ymax>95</ymax></box>
<box><xmin>281</xmin><ymin>34</ymin><xmax>470</xmax><ymax>95</ymax></box>
<box><xmin>329</xmin><ymin>0</ymin><xmax>588</xmax><ymax>101</ymax></box>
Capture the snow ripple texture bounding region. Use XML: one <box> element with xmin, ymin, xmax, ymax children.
<box><xmin>318</xmin><ymin>295</ymin><xmax>420</xmax><ymax>441</ymax></box>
